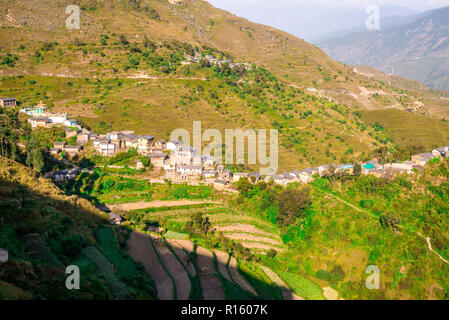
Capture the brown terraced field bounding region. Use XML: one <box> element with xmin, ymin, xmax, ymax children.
<box><xmin>196</xmin><ymin>247</ymin><xmax>226</xmax><ymax>300</ymax></box>
<box><xmin>165</xmin><ymin>239</ymin><xmax>196</xmax><ymax>277</ymax></box>
<box><xmin>213</xmin><ymin>250</ymin><xmax>233</xmax><ymax>282</ymax></box>
<box><xmin>126</xmin><ymin>231</ymin><xmax>174</xmax><ymax>300</ymax></box>
<box><xmin>152</xmin><ymin>235</ymin><xmax>191</xmax><ymax>300</ymax></box>
<box><xmin>228</xmin><ymin>256</ymin><xmax>257</xmax><ymax>296</ymax></box>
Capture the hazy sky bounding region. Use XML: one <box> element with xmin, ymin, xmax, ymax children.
<box><xmin>209</xmin><ymin>0</ymin><xmax>449</xmax><ymax>11</ymax></box>
<box><xmin>208</xmin><ymin>0</ymin><xmax>449</xmax><ymax>41</ymax></box>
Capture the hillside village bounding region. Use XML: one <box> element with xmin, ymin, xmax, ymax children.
<box><xmin>3</xmin><ymin>97</ymin><xmax>448</xmax><ymax>191</ymax></box>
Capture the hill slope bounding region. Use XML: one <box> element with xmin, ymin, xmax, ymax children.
<box><xmin>319</xmin><ymin>6</ymin><xmax>449</xmax><ymax>90</ymax></box>
<box><xmin>0</xmin><ymin>0</ymin><xmax>448</xmax><ymax>169</ymax></box>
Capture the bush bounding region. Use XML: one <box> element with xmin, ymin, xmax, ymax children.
<box><xmin>61</xmin><ymin>234</ymin><xmax>85</xmax><ymax>257</ymax></box>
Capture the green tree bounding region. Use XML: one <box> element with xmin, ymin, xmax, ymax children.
<box><xmin>275</xmin><ymin>188</ymin><xmax>311</xmax><ymax>227</ymax></box>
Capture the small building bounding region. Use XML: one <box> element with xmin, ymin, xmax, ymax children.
<box><xmin>177</xmin><ymin>165</ymin><xmax>202</xmax><ymax>176</ymax></box>
<box><xmin>220</xmin><ymin>169</ymin><xmax>233</xmax><ymax>179</ymax></box>
<box><xmin>265</xmin><ymin>174</ymin><xmax>286</xmax><ymax>185</ymax></box>
<box><xmin>54</xmin><ymin>141</ymin><xmax>66</xmax><ymax>150</ymax></box>
<box><xmin>77</xmin><ymin>132</ymin><xmax>90</xmax><ymax>144</ymax></box>
<box><xmin>28</xmin><ymin>117</ymin><xmax>51</xmax><ymax>128</ymax></box>
<box><xmin>432</xmin><ymin>147</ymin><xmax>449</xmax><ymax>158</ymax></box>
<box><xmin>0</xmin><ymin>248</ymin><xmax>8</xmax><ymax>263</ymax></box>
<box><xmin>154</xmin><ymin>140</ymin><xmax>166</xmax><ymax>149</ymax></box>
<box><xmin>135</xmin><ymin>159</ymin><xmax>145</xmax><ymax>170</ymax></box>
<box><xmin>149</xmin><ymin>153</ymin><xmax>168</xmax><ymax>167</ymax></box>
<box><xmin>213</xmin><ymin>179</ymin><xmax>230</xmax><ymax>191</ymax></box>
<box><xmin>64</xmin><ymin>145</ymin><xmax>82</xmax><ymax>156</ymax></box>
<box><xmin>202</xmin><ymin>170</ymin><xmax>218</xmax><ymax>179</ymax></box>
<box><xmin>248</xmin><ymin>172</ymin><xmax>264</xmax><ymax>183</ymax></box>
<box><xmin>0</xmin><ymin>98</ymin><xmax>17</xmax><ymax>107</ymax></box>
<box><xmin>166</xmin><ymin>140</ymin><xmax>183</xmax><ymax>151</ymax></box>
<box><xmin>108</xmin><ymin>212</ymin><xmax>123</xmax><ymax>225</ymax></box>
<box><xmin>99</xmin><ymin>142</ymin><xmax>116</xmax><ymax>157</ymax></box>
<box><xmin>233</xmin><ymin>172</ymin><xmax>248</xmax><ymax>183</ymax></box>
<box><xmin>50</xmin><ymin>148</ymin><xmax>60</xmax><ymax>155</ymax></box>
<box><xmin>65</xmin><ymin>129</ymin><xmax>78</xmax><ymax>139</ymax></box>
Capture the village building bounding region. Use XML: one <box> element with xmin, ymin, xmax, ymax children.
<box><xmin>108</xmin><ymin>212</ymin><xmax>123</xmax><ymax>225</ymax></box>
<box><xmin>64</xmin><ymin>145</ymin><xmax>82</xmax><ymax>157</ymax></box>
<box><xmin>154</xmin><ymin>140</ymin><xmax>166</xmax><ymax>149</ymax></box>
<box><xmin>166</xmin><ymin>140</ymin><xmax>184</xmax><ymax>151</ymax></box>
<box><xmin>98</xmin><ymin>141</ymin><xmax>116</xmax><ymax>157</ymax></box>
<box><xmin>50</xmin><ymin>148</ymin><xmax>60</xmax><ymax>155</ymax></box>
<box><xmin>0</xmin><ymin>97</ymin><xmax>17</xmax><ymax>107</ymax></box>
<box><xmin>248</xmin><ymin>172</ymin><xmax>264</xmax><ymax>183</ymax></box>
<box><xmin>265</xmin><ymin>174</ymin><xmax>286</xmax><ymax>185</ymax></box>
<box><xmin>77</xmin><ymin>132</ymin><xmax>90</xmax><ymax>145</ymax></box>
<box><xmin>233</xmin><ymin>172</ymin><xmax>248</xmax><ymax>183</ymax></box>
<box><xmin>137</xmin><ymin>135</ymin><xmax>155</xmax><ymax>154</ymax></box>
<box><xmin>432</xmin><ymin>147</ymin><xmax>449</xmax><ymax>158</ymax></box>
<box><xmin>164</xmin><ymin>163</ymin><xmax>177</xmax><ymax>177</ymax></box>
<box><xmin>149</xmin><ymin>153</ymin><xmax>167</xmax><ymax>167</ymax></box>
<box><xmin>219</xmin><ymin>169</ymin><xmax>233</xmax><ymax>179</ymax></box>
<box><xmin>177</xmin><ymin>165</ymin><xmax>203</xmax><ymax>176</ymax></box>
<box><xmin>28</xmin><ymin>117</ymin><xmax>51</xmax><ymax>128</ymax></box>
<box><xmin>65</xmin><ymin>128</ymin><xmax>78</xmax><ymax>139</ymax></box>
<box><xmin>202</xmin><ymin>170</ymin><xmax>218</xmax><ymax>179</ymax></box>
<box><xmin>213</xmin><ymin>179</ymin><xmax>230</xmax><ymax>191</ymax></box>
<box><xmin>134</xmin><ymin>159</ymin><xmax>145</xmax><ymax>170</ymax></box>
<box><xmin>54</xmin><ymin>141</ymin><xmax>66</xmax><ymax>150</ymax></box>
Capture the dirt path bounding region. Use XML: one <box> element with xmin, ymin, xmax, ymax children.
<box><xmin>107</xmin><ymin>200</ymin><xmax>222</xmax><ymax>211</ymax></box>
<box><xmin>322</xmin><ymin>189</ymin><xmax>449</xmax><ymax>266</ymax></box>
<box><xmin>165</xmin><ymin>239</ymin><xmax>196</xmax><ymax>277</ymax></box>
<box><xmin>126</xmin><ymin>232</ymin><xmax>174</xmax><ymax>300</ymax></box>
<box><xmin>258</xmin><ymin>265</ymin><xmax>304</xmax><ymax>300</ymax></box>
<box><xmin>417</xmin><ymin>233</ymin><xmax>449</xmax><ymax>265</ymax></box>
<box><xmin>213</xmin><ymin>250</ymin><xmax>232</xmax><ymax>282</ymax></box>
<box><xmin>152</xmin><ymin>236</ymin><xmax>191</xmax><ymax>300</ymax></box>
<box><xmin>228</xmin><ymin>256</ymin><xmax>257</xmax><ymax>296</ymax></box>
<box><xmin>196</xmin><ymin>247</ymin><xmax>225</xmax><ymax>300</ymax></box>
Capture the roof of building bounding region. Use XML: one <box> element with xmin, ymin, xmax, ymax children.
<box><xmin>214</xmin><ymin>179</ymin><xmax>229</xmax><ymax>185</ymax></box>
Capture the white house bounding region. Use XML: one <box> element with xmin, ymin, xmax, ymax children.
<box><xmin>166</xmin><ymin>140</ymin><xmax>183</xmax><ymax>151</ymax></box>
<box><xmin>177</xmin><ymin>165</ymin><xmax>203</xmax><ymax>176</ymax></box>
<box><xmin>233</xmin><ymin>172</ymin><xmax>248</xmax><ymax>183</ymax></box>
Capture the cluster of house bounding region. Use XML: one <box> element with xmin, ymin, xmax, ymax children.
<box><xmin>89</xmin><ymin>131</ymin><xmax>160</xmax><ymax>158</ymax></box>
<box><xmin>182</xmin><ymin>53</ymin><xmax>252</xmax><ymax>70</ymax></box>
<box><xmin>20</xmin><ymin>101</ymin><xmax>78</xmax><ymax>128</ymax></box>
<box><xmin>44</xmin><ymin>168</ymin><xmax>81</xmax><ymax>182</ymax></box>
<box><xmin>229</xmin><ymin>147</ymin><xmax>449</xmax><ymax>187</ymax></box>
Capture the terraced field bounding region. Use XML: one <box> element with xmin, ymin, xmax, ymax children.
<box><xmin>131</xmin><ymin>204</ymin><xmax>287</xmax><ymax>255</ymax></box>
<box><xmin>151</xmin><ymin>235</ymin><xmax>191</xmax><ymax>300</ymax></box>
<box><xmin>126</xmin><ymin>232</ymin><xmax>174</xmax><ymax>300</ymax></box>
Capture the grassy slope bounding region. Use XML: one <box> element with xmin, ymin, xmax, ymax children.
<box><xmin>0</xmin><ymin>0</ymin><xmax>448</xmax><ymax>163</ymax></box>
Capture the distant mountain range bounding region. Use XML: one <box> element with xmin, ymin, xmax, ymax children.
<box><xmin>318</xmin><ymin>6</ymin><xmax>449</xmax><ymax>90</ymax></box>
